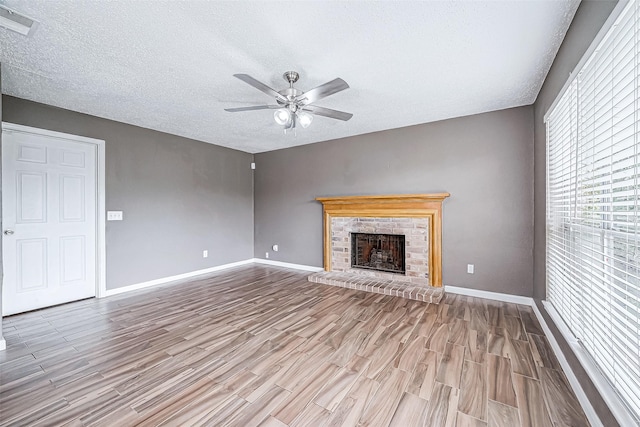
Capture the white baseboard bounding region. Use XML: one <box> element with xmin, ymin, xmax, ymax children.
<box><xmin>0</xmin><ymin>338</ymin><xmax>6</xmax><ymax>351</ymax></box>
<box><xmin>252</xmin><ymin>258</ymin><xmax>324</xmax><ymax>272</ymax></box>
<box><xmin>103</xmin><ymin>259</ymin><xmax>255</xmax><ymax>297</ymax></box>
<box><xmin>102</xmin><ymin>258</ymin><xmax>322</xmax><ymax>298</ymax></box>
<box><xmin>444</xmin><ymin>285</ymin><xmax>534</xmax><ymax>306</ymax></box>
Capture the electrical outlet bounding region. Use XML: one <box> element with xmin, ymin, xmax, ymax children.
<box><xmin>203</xmin><ymin>250</ymin><xmax>208</xmax><ymax>258</ymax></box>
<box><xmin>467</xmin><ymin>264</ymin><xmax>474</xmax><ymax>274</ymax></box>
<box><xmin>272</xmin><ymin>244</ymin><xmax>279</xmax><ymax>252</ymax></box>
<box><xmin>107</xmin><ymin>211</ymin><xmax>123</xmax><ymax>221</ymax></box>
<box><xmin>265</xmin><ymin>252</ymin><xmax>269</xmax><ymax>259</ymax></box>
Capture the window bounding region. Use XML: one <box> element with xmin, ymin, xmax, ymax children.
<box><xmin>546</xmin><ymin>1</ymin><xmax>640</xmax><ymax>424</ymax></box>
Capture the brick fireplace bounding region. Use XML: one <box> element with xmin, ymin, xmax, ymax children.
<box><xmin>315</xmin><ymin>193</ymin><xmax>450</xmax><ymax>288</ymax></box>
<box><xmin>331</xmin><ymin>217</ymin><xmax>428</xmax><ymax>284</ymax></box>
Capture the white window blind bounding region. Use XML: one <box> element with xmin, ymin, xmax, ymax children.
<box><xmin>546</xmin><ymin>1</ymin><xmax>640</xmax><ymax>424</ymax></box>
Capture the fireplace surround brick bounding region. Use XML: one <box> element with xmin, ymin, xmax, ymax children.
<box><xmin>331</xmin><ymin>216</ymin><xmax>430</xmax><ymax>285</ymax></box>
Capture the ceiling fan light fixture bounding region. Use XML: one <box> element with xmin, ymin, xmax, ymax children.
<box><xmin>228</xmin><ymin>71</ymin><xmax>352</xmax><ymax>132</ymax></box>
<box><xmin>297</xmin><ymin>111</ymin><xmax>313</xmax><ymax>128</ymax></box>
<box><xmin>273</xmin><ymin>108</ymin><xmax>291</xmax><ymax>125</ymax></box>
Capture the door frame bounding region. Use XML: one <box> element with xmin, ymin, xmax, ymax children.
<box><xmin>1</xmin><ymin>122</ymin><xmax>107</xmax><ymax>310</ymax></box>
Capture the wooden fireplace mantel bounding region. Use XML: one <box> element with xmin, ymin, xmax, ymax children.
<box><xmin>316</xmin><ymin>193</ymin><xmax>450</xmax><ymax>287</ymax></box>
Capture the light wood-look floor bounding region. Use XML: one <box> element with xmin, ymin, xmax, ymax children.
<box><xmin>0</xmin><ymin>265</ymin><xmax>589</xmax><ymax>427</ymax></box>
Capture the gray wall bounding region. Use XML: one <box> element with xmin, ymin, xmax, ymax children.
<box><xmin>533</xmin><ymin>1</ymin><xmax>619</xmax><ymax>425</ymax></box>
<box><xmin>2</xmin><ymin>96</ymin><xmax>254</xmax><ymax>291</ymax></box>
<box><xmin>255</xmin><ymin>106</ymin><xmax>534</xmax><ymax>296</ymax></box>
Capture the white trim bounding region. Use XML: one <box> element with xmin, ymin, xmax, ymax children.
<box><xmin>0</xmin><ymin>338</ymin><xmax>6</xmax><ymax>351</ymax></box>
<box><xmin>103</xmin><ymin>259</ymin><xmax>321</xmax><ymax>298</ymax></box>
<box><xmin>533</xmin><ymin>302</ymin><xmax>603</xmax><ymax>427</ymax></box>
<box><xmin>1</xmin><ymin>122</ymin><xmax>107</xmax><ymax>304</ymax></box>
<box><xmin>253</xmin><ymin>258</ymin><xmax>324</xmax><ymax>272</ymax></box>
<box><xmin>544</xmin><ymin>0</ymin><xmax>630</xmax><ymax>123</ymax></box>
<box><xmin>2</xmin><ymin>122</ymin><xmax>104</xmax><ymax>145</ymax></box>
<box><xmin>540</xmin><ymin>301</ymin><xmax>637</xmax><ymax>427</ymax></box>
<box><xmin>104</xmin><ymin>259</ymin><xmax>255</xmax><ymax>297</ymax></box>
<box><xmin>444</xmin><ymin>285</ymin><xmax>534</xmax><ymax>306</ymax></box>
<box><xmin>96</xmin><ymin>141</ymin><xmax>106</xmax><ymax>298</ymax></box>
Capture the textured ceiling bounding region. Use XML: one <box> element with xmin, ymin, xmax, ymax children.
<box><xmin>0</xmin><ymin>0</ymin><xmax>579</xmax><ymax>153</ymax></box>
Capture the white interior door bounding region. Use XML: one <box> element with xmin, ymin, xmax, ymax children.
<box><xmin>2</xmin><ymin>125</ymin><xmax>97</xmax><ymax>315</ymax></box>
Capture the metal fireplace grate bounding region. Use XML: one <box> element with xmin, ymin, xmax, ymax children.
<box><xmin>351</xmin><ymin>232</ymin><xmax>405</xmax><ymax>274</ymax></box>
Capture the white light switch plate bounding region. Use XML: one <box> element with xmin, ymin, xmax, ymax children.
<box><xmin>107</xmin><ymin>211</ymin><xmax>123</xmax><ymax>221</ymax></box>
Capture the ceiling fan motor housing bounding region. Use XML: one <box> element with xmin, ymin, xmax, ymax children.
<box><xmin>283</xmin><ymin>71</ymin><xmax>299</xmax><ymax>84</ymax></box>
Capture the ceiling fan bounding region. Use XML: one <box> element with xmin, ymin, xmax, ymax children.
<box><xmin>224</xmin><ymin>71</ymin><xmax>353</xmax><ymax>131</ymax></box>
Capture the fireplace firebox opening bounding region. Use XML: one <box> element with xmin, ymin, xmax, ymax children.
<box><xmin>351</xmin><ymin>232</ymin><xmax>406</xmax><ymax>274</ymax></box>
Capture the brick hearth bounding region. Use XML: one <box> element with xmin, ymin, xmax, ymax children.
<box><xmin>307</xmin><ymin>271</ymin><xmax>444</xmax><ymax>303</ymax></box>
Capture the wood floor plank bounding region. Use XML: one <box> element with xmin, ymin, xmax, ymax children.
<box><xmin>487</xmin><ymin>327</ymin><xmax>510</xmax><ymax>357</ymax></box>
<box><xmin>366</xmin><ymin>338</ymin><xmax>403</xmax><ymax>379</ymax></box>
<box><xmin>243</xmin><ymin>353</ymin><xmax>303</xmax><ymax>403</ymax></box>
<box><xmin>389</xmin><ymin>391</ymin><xmax>429</xmax><ymax>426</ymax></box>
<box><xmin>393</xmin><ymin>335</ymin><xmax>426</xmax><ymax>372</ymax></box>
<box><xmin>458</xmin><ymin>360</ymin><xmax>487</xmax><ymax>421</ymax></box>
<box><xmin>131</xmin><ymin>377</ymin><xmax>218</xmax><ymax>425</ymax></box>
<box><xmin>448</xmin><ymin>318</ymin><xmax>470</xmax><ymax>346</ymax></box>
<box><xmin>501</xmin><ymin>302</ymin><xmax>520</xmax><ymax>318</ymax></box>
<box><xmin>289</xmin><ymin>403</ymin><xmax>332</xmax><ymax>427</ymax></box>
<box><xmin>501</xmin><ymin>315</ymin><xmax>526</xmax><ymax>340</ymax></box>
<box><xmin>487</xmin><ymin>303</ymin><xmax>504</xmax><ymax>327</ymax></box>
<box><xmin>358</xmin><ymin>367</ymin><xmax>409</xmax><ymax>426</ymax></box>
<box><xmin>518</xmin><ymin>306</ymin><xmax>545</xmax><ymax>336</ymax></box>
<box><xmin>314</xmin><ymin>357</ymin><xmax>368</xmax><ymax>411</ymax></box>
<box><xmin>456</xmin><ymin>412</ymin><xmax>487</xmax><ymax>427</ymax></box>
<box><xmin>436</xmin><ymin>342</ymin><xmax>466</xmax><ymax>388</ymax></box>
<box><xmin>539</xmin><ymin>367</ymin><xmax>589</xmax><ymax>427</ymax></box>
<box><xmin>155</xmin><ymin>369</ymin><xmax>256</xmax><ymax>426</ymax></box>
<box><xmin>487</xmin><ymin>354</ymin><xmax>517</xmax><ymax>408</ymax></box>
<box><xmin>465</xmin><ymin>329</ymin><xmax>487</xmax><ymax>364</ymax></box>
<box><xmin>528</xmin><ymin>333</ymin><xmax>561</xmax><ymax>371</ymax></box>
<box><xmin>329</xmin><ymin>330</ymin><xmax>368</xmax><ymax>367</ymax></box>
<box><xmin>0</xmin><ymin>265</ymin><xmax>589</xmax><ymax>427</ymax></box>
<box><xmin>408</xmin><ymin>348</ymin><xmax>440</xmax><ymax>400</ymax></box>
<box><xmin>513</xmin><ymin>374</ymin><xmax>553</xmax><ymax>427</ymax></box>
<box><xmin>470</xmin><ymin>308</ymin><xmax>489</xmax><ymax>333</ymax></box>
<box><xmin>487</xmin><ymin>400</ymin><xmax>521</xmax><ymax>427</ymax></box>
<box><xmin>427</xmin><ymin>323</ymin><xmax>450</xmax><ymax>353</ymax></box>
<box><xmin>425</xmin><ymin>382</ymin><xmax>460</xmax><ymax>427</ymax></box>
<box><xmin>508</xmin><ymin>339</ymin><xmax>538</xmax><ymax>379</ymax></box>
<box><xmin>258</xmin><ymin>416</ymin><xmax>288</xmax><ymax>427</ymax></box>
<box><xmin>417</xmin><ymin>312</ymin><xmax>438</xmax><ymax>337</ymax></box>
<box><xmin>275</xmin><ymin>345</ymin><xmax>334</xmax><ymax>391</ymax></box>
<box><xmin>273</xmin><ymin>362</ymin><xmax>340</xmax><ymax>424</ymax></box>
<box><xmin>227</xmin><ymin>384</ymin><xmax>290</xmax><ymax>427</ymax></box>
<box><xmin>325</xmin><ymin>374</ymin><xmax>379</xmax><ymax>427</ymax></box>
<box><xmin>3</xmin><ymin>399</ymin><xmax>69</xmax><ymax>427</ymax></box>
<box><xmin>190</xmin><ymin>395</ymin><xmax>248</xmax><ymax>427</ymax></box>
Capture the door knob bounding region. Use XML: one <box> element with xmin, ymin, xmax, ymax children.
<box><xmin>4</xmin><ymin>230</ymin><xmax>14</xmax><ymax>235</ymax></box>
